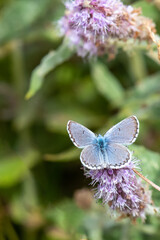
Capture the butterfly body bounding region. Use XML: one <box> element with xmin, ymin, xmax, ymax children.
<box><xmin>96</xmin><ymin>134</ymin><xmax>107</xmax><ymax>148</ymax></box>
<box><xmin>67</xmin><ymin>116</ymin><xmax>139</xmax><ymax>170</ymax></box>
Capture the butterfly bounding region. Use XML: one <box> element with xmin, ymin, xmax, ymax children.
<box><xmin>67</xmin><ymin>116</ymin><xmax>139</xmax><ymax>169</ymax></box>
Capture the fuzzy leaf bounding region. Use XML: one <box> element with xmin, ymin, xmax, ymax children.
<box><xmin>0</xmin><ymin>0</ymin><xmax>51</xmax><ymax>43</ymax></box>
<box><xmin>0</xmin><ymin>150</ymin><xmax>39</xmax><ymax>187</ymax></box>
<box><xmin>91</xmin><ymin>61</ymin><xmax>125</xmax><ymax>106</ymax></box>
<box><xmin>26</xmin><ymin>40</ymin><xmax>75</xmax><ymax>99</ymax></box>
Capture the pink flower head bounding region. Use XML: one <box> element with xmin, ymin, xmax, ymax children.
<box><xmin>59</xmin><ymin>0</ymin><xmax>156</xmax><ymax>57</ymax></box>
<box><xmin>85</xmin><ymin>160</ymin><xmax>154</xmax><ymax>220</ymax></box>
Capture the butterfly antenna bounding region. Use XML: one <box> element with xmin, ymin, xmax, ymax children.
<box><xmin>133</xmin><ymin>168</ymin><xmax>160</xmax><ymax>192</ymax></box>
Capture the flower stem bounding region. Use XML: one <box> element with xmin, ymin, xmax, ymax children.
<box><xmin>133</xmin><ymin>168</ymin><xmax>160</xmax><ymax>192</ymax></box>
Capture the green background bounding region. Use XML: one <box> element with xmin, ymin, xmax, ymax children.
<box><xmin>0</xmin><ymin>0</ymin><xmax>160</xmax><ymax>239</ymax></box>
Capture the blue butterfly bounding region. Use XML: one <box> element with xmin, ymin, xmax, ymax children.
<box><xmin>67</xmin><ymin>116</ymin><xmax>139</xmax><ymax>169</ymax></box>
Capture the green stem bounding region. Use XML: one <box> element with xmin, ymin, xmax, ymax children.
<box><xmin>10</xmin><ymin>40</ymin><xmax>26</xmax><ymax>96</ymax></box>
<box><xmin>128</xmin><ymin>51</ymin><xmax>147</xmax><ymax>84</ymax></box>
<box><xmin>107</xmin><ymin>38</ymin><xmax>158</xmax><ymax>51</ymax></box>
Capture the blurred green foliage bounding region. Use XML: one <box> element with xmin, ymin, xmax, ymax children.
<box><xmin>0</xmin><ymin>0</ymin><xmax>160</xmax><ymax>239</ymax></box>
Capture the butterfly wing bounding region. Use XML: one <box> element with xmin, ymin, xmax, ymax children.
<box><xmin>67</xmin><ymin>120</ymin><xmax>96</xmax><ymax>148</ymax></box>
<box><xmin>106</xmin><ymin>143</ymin><xmax>131</xmax><ymax>168</ymax></box>
<box><xmin>80</xmin><ymin>145</ymin><xmax>107</xmax><ymax>169</ymax></box>
<box><xmin>104</xmin><ymin>116</ymin><xmax>139</xmax><ymax>145</ymax></box>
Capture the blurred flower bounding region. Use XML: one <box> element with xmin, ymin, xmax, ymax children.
<box><xmin>59</xmin><ymin>0</ymin><xmax>156</xmax><ymax>57</ymax></box>
<box><xmin>74</xmin><ymin>188</ymin><xmax>93</xmax><ymax>210</ymax></box>
<box><xmin>84</xmin><ymin>159</ymin><xmax>154</xmax><ymax>220</ymax></box>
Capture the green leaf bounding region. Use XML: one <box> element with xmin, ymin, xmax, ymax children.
<box><xmin>0</xmin><ymin>157</ymin><xmax>26</xmax><ymax>187</ymax></box>
<box><xmin>10</xmin><ymin>173</ymin><xmax>40</xmax><ymax>223</ymax></box>
<box><xmin>91</xmin><ymin>61</ymin><xmax>125</xmax><ymax>106</ymax></box>
<box><xmin>133</xmin><ymin>1</ymin><xmax>159</xmax><ymax>22</ymax></box>
<box><xmin>0</xmin><ymin>150</ymin><xmax>39</xmax><ymax>187</ymax></box>
<box><xmin>129</xmin><ymin>72</ymin><xmax>160</xmax><ymax>99</ymax></box>
<box><xmin>146</xmin><ymin>51</ymin><xmax>160</xmax><ymax>65</ymax></box>
<box><xmin>25</xmin><ymin>40</ymin><xmax>75</xmax><ymax>99</ymax></box>
<box><xmin>46</xmin><ymin>200</ymin><xmax>85</xmax><ymax>233</ymax></box>
<box><xmin>0</xmin><ymin>0</ymin><xmax>51</xmax><ymax>43</ymax></box>
<box><xmin>120</xmin><ymin>95</ymin><xmax>160</xmax><ymax>121</ymax></box>
<box><xmin>127</xmin><ymin>51</ymin><xmax>147</xmax><ymax>84</ymax></box>
<box><xmin>118</xmin><ymin>73</ymin><xmax>160</xmax><ymax>120</ymax></box>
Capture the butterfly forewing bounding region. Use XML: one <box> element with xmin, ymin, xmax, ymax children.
<box><xmin>67</xmin><ymin>120</ymin><xmax>96</xmax><ymax>148</ymax></box>
<box><xmin>104</xmin><ymin>116</ymin><xmax>139</xmax><ymax>145</ymax></box>
<box><xmin>106</xmin><ymin>143</ymin><xmax>131</xmax><ymax>168</ymax></box>
<box><xmin>80</xmin><ymin>145</ymin><xmax>106</xmax><ymax>169</ymax></box>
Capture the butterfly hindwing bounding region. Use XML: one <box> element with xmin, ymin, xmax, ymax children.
<box><xmin>80</xmin><ymin>145</ymin><xmax>106</xmax><ymax>169</ymax></box>
<box><xmin>67</xmin><ymin>120</ymin><xmax>96</xmax><ymax>148</ymax></box>
<box><xmin>106</xmin><ymin>143</ymin><xmax>131</xmax><ymax>168</ymax></box>
<box><xmin>104</xmin><ymin>116</ymin><xmax>139</xmax><ymax>145</ymax></box>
